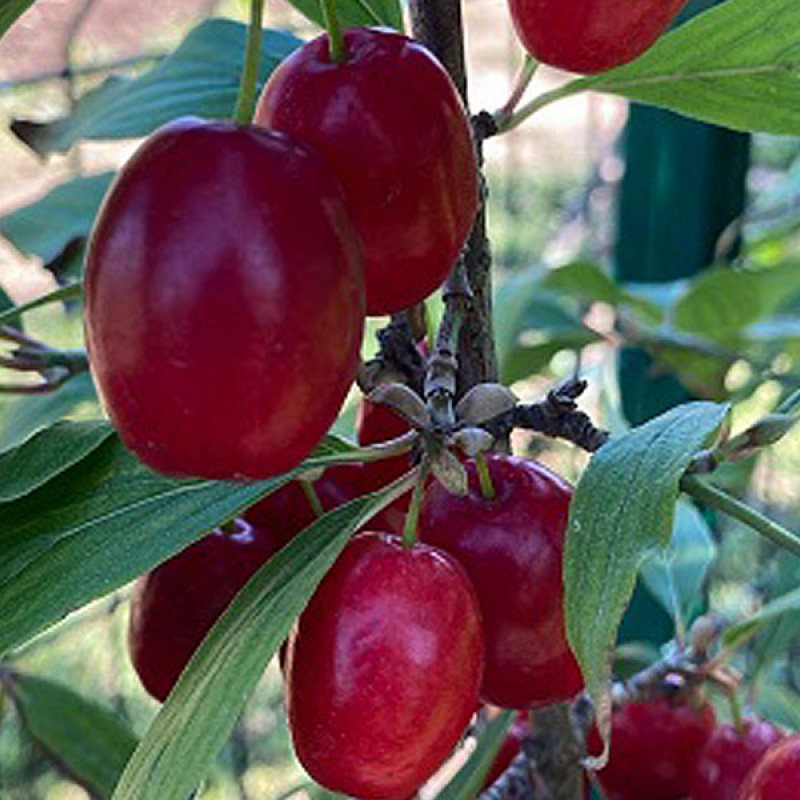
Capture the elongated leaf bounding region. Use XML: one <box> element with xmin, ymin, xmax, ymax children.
<box><xmin>640</xmin><ymin>499</ymin><xmax>716</xmax><ymax>625</ymax></box>
<box><xmin>2</xmin><ymin>668</ymin><xmax>137</xmax><ymax>798</ymax></box>
<box><xmin>0</xmin><ymin>173</ymin><xmax>113</xmax><ymax>269</ymax></box>
<box><xmin>0</xmin><ymin>433</ymin><xmax>357</xmax><ymax>656</ymax></box>
<box><xmin>0</xmin><ymin>283</ymin><xmax>83</xmax><ymax>327</ymax></box>
<box><xmin>436</xmin><ymin>711</ymin><xmax>515</xmax><ymax>800</ymax></box>
<box><xmin>0</xmin><ymin>0</ymin><xmax>36</xmax><ymax>39</ymax></box>
<box><xmin>0</xmin><ymin>420</ymin><xmax>112</xmax><ymax>502</ymax></box>
<box><xmin>0</xmin><ymin>371</ymin><xmax>97</xmax><ymax>451</ymax></box>
<box><xmin>286</xmin><ymin>0</ymin><xmax>403</xmax><ymax>30</ymax></box>
<box><xmin>723</xmin><ymin>585</ymin><xmax>800</xmax><ymax>649</ymax></box>
<box><xmin>15</xmin><ymin>20</ymin><xmax>301</xmax><ymax>155</ymax></box>
<box><xmin>564</xmin><ymin>402</ymin><xmax>729</xmax><ymax>753</ymax></box>
<box><xmin>574</xmin><ymin>0</ymin><xmax>800</xmax><ymax>136</ymax></box>
<box><xmin>112</xmin><ymin>489</ymin><xmax>398</xmax><ymax>800</ymax></box>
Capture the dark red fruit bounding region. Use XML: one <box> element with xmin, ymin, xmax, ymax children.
<box><xmin>256</xmin><ymin>28</ymin><xmax>478</xmax><ymax>315</ymax></box>
<box><xmin>690</xmin><ymin>719</ymin><xmax>784</xmax><ymax>800</ymax></box>
<box><xmin>588</xmin><ymin>698</ymin><xmax>716</xmax><ymax>800</ymax></box>
<box><xmin>129</xmin><ymin>519</ymin><xmax>279</xmax><ymax>701</ymax></box>
<box><xmin>508</xmin><ymin>0</ymin><xmax>689</xmax><ymax>74</ymax></box>
<box><xmin>244</xmin><ymin>462</ymin><xmax>407</xmax><ymax>538</ymax></box>
<box><xmin>737</xmin><ymin>733</ymin><xmax>800</xmax><ymax>800</ymax></box>
<box><xmin>419</xmin><ymin>455</ymin><xmax>582</xmax><ymax>708</ymax></box>
<box><xmin>286</xmin><ymin>532</ymin><xmax>484</xmax><ymax>799</ymax></box>
<box><xmin>86</xmin><ymin>118</ymin><xmax>364</xmax><ymax>479</ymax></box>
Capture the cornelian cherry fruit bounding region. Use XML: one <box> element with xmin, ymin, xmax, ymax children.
<box><xmin>256</xmin><ymin>28</ymin><xmax>478</xmax><ymax>315</ymax></box>
<box><xmin>588</xmin><ymin>697</ymin><xmax>716</xmax><ymax>800</ymax></box>
<box><xmin>508</xmin><ymin>0</ymin><xmax>689</xmax><ymax>74</ymax></box>
<box><xmin>737</xmin><ymin>733</ymin><xmax>800</xmax><ymax>800</ymax></box>
<box><xmin>419</xmin><ymin>455</ymin><xmax>583</xmax><ymax>708</ymax></box>
<box><xmin>128</xmin><ymin>519</ymin><xmax>279</xmax><ymax>701</ymax></box>
<box><xmin>690</xmin><ymin>719</ymin><xmax>784</xmax><ymax>800</ymax></box>
<box><xmin>286</xmin><ymin>532</ymin><xmax>483</xmax><ymax>799</ymax></box>
<box><xmin>86</xmin><ymin>118</ymin><xmax>364</xmax><ymax>479</ymax></box>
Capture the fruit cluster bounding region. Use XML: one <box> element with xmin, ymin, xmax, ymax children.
<box><xmin>85</xmin><ymin>27</ymin><xmax>477</xmax><ymax>482</ymax></box>
<box><xmin>129</xmin><ymin>399</ymin><xmax>584</xmax><ymax>797</ymax></box>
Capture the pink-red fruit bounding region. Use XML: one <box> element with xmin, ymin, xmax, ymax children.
<box><xmin>286</xmin><ymin>532</ymin><xmax>484</xmax><ymax>799</ymax></box>
<box><xmin>256</xmin><ymin>28</ymin><xmax>478</xmax><ymax>315</ymax></box>
<box><xmin>737</xmin><ymin>733</ymin><xmax>800</xmax><ymax>800</ymax></box>
<box><xmin>86</xmin><ymin>118</ymin><xmax>364</xmax><ymax>479</ymax></box>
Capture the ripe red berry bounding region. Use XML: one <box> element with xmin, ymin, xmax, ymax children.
<box><xmin>256</xmin><ymin>28</ymin><xmax>478</xmax><ymax>315</ymax></box>
<box><xmin>737</xmin><ymin>733</ymin><xmax>800</xmax><ymax>800</ymax></box>
<box><xmin>419</xmin><ymin>455</ymin><xmax>583</xmax><ymax>708</ymax></box>
<box><xmin>508</xmin><ymin>0</ymin><xmax>689</xmax><ymax>74</ymax></box>
<box><xmin>128</xmin><ymin>519</ymin><xmax>279</xmax><ymax>701</ymax></box>
<box><xmin>286</xmin><ymin>532</ymin><xmax>484</xmax><ymax>799</ymax></box>
<box><xmin>690</xmin><ymin>719</ymin><xmax>784</xmax><ymax>800</ymax></box>
<box><xmin>588</xmin><ymin>698</ymin><xmax>716</xmax><ymax>800</ymax></box>
<box><xmin>86</xmin><ymin>118</ymin><xmax>364</xmax><ymax>479</ymax></box>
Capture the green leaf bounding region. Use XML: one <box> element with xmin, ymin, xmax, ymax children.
<box><xmin>1</xmin><ymin>668</ymin><xmax>137</xmax><ymax>798</ymax></box>
<box><xmin>15</xmin><ymin>20</ymin><xmax>301</xmax><ymax>155</ymax></box>
<box><xmin>112</xmin><ymin>490</ymin><xmax>396</xmax><ymax>800</ymax></box>
<box><xmin>286</xmin><ymin>0</ymin><xmax>403</xmax><ymax>29</ymax></box>
<box><xmin>723</xmin><ymin>584</ymin><xmax>800</xmax><ymax>649</ymax></box>
<box><xmin>639</xmin><ymin>499</ymin><xmax>717</xmax><ymax>625</ymax></box>
<box><xmin>0</xmin><ymin>420</ymin><xmax>112</xmax><ymax>502</ymax></box>
<box><xmin>436</xmin><ymin>711</ymin><xmax>515</xmax><ymax>800</ymax></box>
<box><xmin>0</xmin><ymin>0</ymin><xmax>36</xmax><ymax>39</ymax></box>
<box><xmin>0</xmin><ymin>173</ymin><xmax>113</xmax><ymax>272</ymax></box>
<box><xmin>0</xmin><ymin>433</ymin><xmax>357</xmax><ymax>657</ymax></box>
<box><xmin>0</xmin><ymin>283</ymin><xmax>83</xmax><ymax>327</ymax></box>
<box><xmin>574</xmin><ymin>0</ymin><xmax>800</xmax><ymax>136</ymax></box>
<box><xmin>564</xmin><ymin>401</ymin><xmax>729</xmax><ymax>751</ymax></box>
<box><xmin>0</xmin><ymin>371</ymin><xmax>97</xmax><ymax>451</ymax></box>
<box><xmin>752</xmin><ymin>681</ymin><xmax>800</xmax><ymax>729</ymax></box>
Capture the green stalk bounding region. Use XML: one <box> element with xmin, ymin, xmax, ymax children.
<box><xmin>300</xmin><ymin>479</ymin><xmax>324</xmax><ymax>518</ymax></box>
<box><xmin>681</xmin><ymin>475</ymin><xmax>800</xmax><ymax>559</ymax></box>
<box><xmin>233</xmin><ymin>0</ymin><xmax>265</xmax><ymax>127</ymax></box>
<box><xmin>402</xmin><ymin>464</ymin><xmax>429</xmax><ymax>548</ymax></box>
<box><xmin>320</xmin><ymin>0</ymin><xmax>346</xmax><ymax>64</ymax></box>
<box><xmin>475</xmin><ymin>451</ymin><xmax>496</xmax><ymax>501</ymax></box>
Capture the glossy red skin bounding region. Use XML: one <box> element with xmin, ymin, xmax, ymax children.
<box><xmin>286</xmin><ymin>532</ymin><xmax>484</xmax><ymax>799</ymax></box>
<box><xmin>256</xmin><ymin>28</ymin><xmax>478</xmax><ymax>315</ymax></box>
<box><xmin>419</xmin><ymin>455</ymin><xmax>583</xmax><ymax>708</ymax></box>
<box><xmin>690</xmin><ymin>719</ymin><xmax>784</xmax><ymax>800</ymax></box>
<box><xmin>129</xmin><ymin>520</ymin><xmax>279</xmax><ymax>701</ymax></box>
<box><xmin>86</xmin><ymin>118</ymin><xmax>364</xmax><ymax>479</ymax></box>
<box><xmin>588</xmin><ymin>699</ymin><xmax>716</xmax><ymax>800</ymax></box>
<box><xmin>737</xmin><ymin>734</ymin><xmax>800</xmax><ymax>800</ymax></box>
<box><xmin>508</xmin><ymin>0</ymin><xmax>689</xmax><ymax>74</ymax></box>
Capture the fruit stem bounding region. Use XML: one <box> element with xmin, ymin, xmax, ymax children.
<box><xmin>233</xmin><ymin>0</ymin><xmax>265</xmax><ymax>127</ymax></box>
<box><xmin>728</xmin><ymin>688</ymin><xmax>746</xmax><ymax>734</ymax></box>
<box><xmin>300</xmin><ymin>478</ymin><xmax>324</xmax><ymax>518</ymax></box>
<box><xmin>402</xmin><ymin>463</ymin><xmax>429</xmax><ymax>548</ymax></box>
<box><xmin>320</xmin><ymin>0</ymin><xmax>347</xmax><ymax>64</ymax></box>
<box><xmin>494</xmin><ymin>54</ymin><xmax>538</xmax><ymax>128</ymax></box>
<box><xmin>495</xmin><ymin>80</ymin><xmax>585</xmax><ymax>134</ymax></box>
<box><xmin>475</xmin><ymin>451</ymin><xmax>496</xmax><ymax>501</ymax></box>
<box><xmin>681</xmin><ymin>475</ymin><xmax>800</xmax><ymax>559</ymax></box>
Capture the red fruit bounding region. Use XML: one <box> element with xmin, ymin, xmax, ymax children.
<box><xmin>129</xmin><ymin>519</ymin><xmax>279</xmax><ymax>701</ymax></box>
<box><xmin>85</xmin><ymin>118</ymin><xmax>364</xmax><ymax>479</ymax></box>
<box><xmin>690</xmin><ymin>719</ymin><xmax>784</xmax><ymax>800</ymax></box>
<box><xmin>286</xmin><ymin>532</ymin><xmax>484</xmax><ymax>799</ymax></box>
<box><xmin>256</xmin><ymin>28</ymin><xmax>478</xmax><ymax>315</ymax></box>
<box><xmin>588</xmin><ymin>698</ymin><xmax>716</xmax><ymax>800</ymax></box>
<box><xmin>419</xmin><ymin>455</ymin><xmax>582</xmax><ymax>708</ymax></box>
<box><xmin>508</xmin><ymin>0</ymin><xmax>689</xmax><ymax>74</ymax></box>
<box><xmin>737</xmin><ymin>733</ymin><xmax>800</xmax><ymax>800</ymax></box>
<box><xmin>356</xmin><ymin>397</ymin><xmax>413</xmax><ymax>487</ymax></box>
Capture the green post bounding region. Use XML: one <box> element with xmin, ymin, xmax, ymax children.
<box><xmin>614</xmin><ymin>0</ymin><xmax>750</xmax><ymax>646</ymax></box>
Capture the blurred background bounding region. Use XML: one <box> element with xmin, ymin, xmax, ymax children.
<box><xmin>2</xmin><ymin>0</ymin><xmax>800</xmax><ymax>797</ymax></box>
